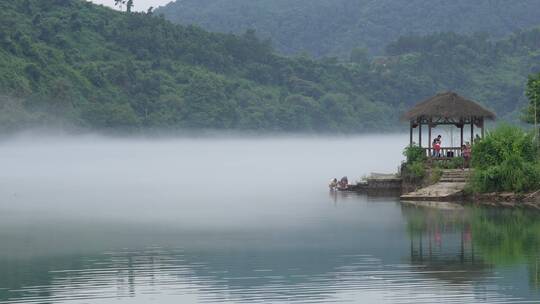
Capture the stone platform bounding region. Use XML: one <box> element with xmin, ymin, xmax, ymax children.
<box><xmin>400</xmin><ymin>169</ymin><xmax>470</xmax><ymax>201</ymax></box>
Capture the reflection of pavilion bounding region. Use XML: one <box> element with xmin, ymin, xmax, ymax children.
<box><xmin>402</xmin><ymin>204</ymin><xmax>490</xmax><ymax>283</ymax></box>
<box><xmin>532</xmin><ymin>258</ymin><xmax>540</xmax><ymax>290</ymax></box>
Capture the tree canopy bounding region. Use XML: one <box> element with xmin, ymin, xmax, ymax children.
<box><xmin>523</xmin><ymin>72</ymin><xmax>540</xmax><ymax>125</ymax></box>
<box><xmin>0</xmin><ymin>0</ymin><xmax>539</xmax><ymax>133</ymax></box>
<box><xmin>157</xmin><ymin>0</ymin><xmax>540</xmax><ymax>57</ymax></box>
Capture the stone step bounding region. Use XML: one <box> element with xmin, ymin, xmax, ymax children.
<box><xmin>439</xmin><ymin>178</ymin><xmax>467</xmax><ymax>183</ymax></box>
<box><xmin>400</xmin><ymin>182</ymin><xmax>467</xmax><ymax>201</ymax></box>
<box><xmin>441</xmin><ymin>173</ymin><xmax>469</xmax><ymax>177</ymax></box>
<box><xmin>440</xmin><ymin>175</ymin><xmax>468</xmax><ymax>179</ymax></box>
<box><xmin>442</xmin><ymin>171</ymin><xmax>468</xmax><ymax>175</ymax></box>
<box><xmin>439</xmin><ymin>169</ymin><xmax>469</xmax><ymax>183</ymax></box>
<box><xmin>441</xmin><ymin>175</ymin><xmax>467</xmax><ymax>179</ymax></box>
<box><xmin>437</xmin><ymin>170</ymin><xmax>471</xmax><ymax>183</ymax></box>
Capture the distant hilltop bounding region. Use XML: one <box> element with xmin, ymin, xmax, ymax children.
<box><xmin>156</xmin><ymin>0</ymin><xmax>540</xmax><ymax>57</ymax></box>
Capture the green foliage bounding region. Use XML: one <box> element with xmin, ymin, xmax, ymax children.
<box><xmin>0</xmin><ymin>0</ymin><xmax>403</xmax><ymax>133</ymax></box>
<box><xmin>473</xmin><ymin>125</ymin><xmax>538</xmax><ymax>169</ymax></box>
<box><xmin>159</xmin><ymin>2</ymin><xmax>540</xmax><ymax>124</ymax></box>
<box><xmin>471</xmin><ymin>125</ymin><xmax>540</xmax><ymax>193</ymax></box>
<box><xmin>81</xmin><ymin>102</ymin><xmax>140</xmax><ymax>129</ymax></box>
<box><xmin>157</xmin><ymin>0</ymin><xmax>540</xmax><ymax>57</ymax></box>
<box><xmin>403</xmin><ymin>145</ymin><xmax>426</xmax><ymax>164</ymax></box>
<box><xmin>380</xmin><ymin>30</ymin><xmax>540</xmax><ymax>120</ymax></box>
<box><xmin>349</xmin><ymin>47</ymin><xmax>369</xmax><ymax>66</ymax></box>
<box><xmin>1</xmin><ymin>0</ymin><xmax>540</xmax><ymax>133</ymax></box>
<box><xmin>402</xmin><ymin>145</ymin><xmax>427</xmax><ymax>180</ymax></box>
<box><xmin>404</xmin><ymin>161</ymin><xmax>426</xmax><ymax>181</ymax></box>
<box><xmin>523</xmin><ymin>72</ymin><xmax>540</xmax><ymax>124</ymax></box>
<box><xmin>436</xmin><ymin>157</ymin><xmax>465</xmax><ymax>170</ymax></box>
<box><xmin>429</xmin><ymin>167</ymin><xmax>443</xmax><ymax>184</ymax></box>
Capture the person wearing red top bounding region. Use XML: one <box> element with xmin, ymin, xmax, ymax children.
<box><xmin>432</xmin><ymin>135</ymin><xmax>442</xmax><ymax>157</ymax></box>
<box><xmin>462</xmin><ymin>143</ymin><xmax>472</xmax><ymax>169</ymax></box>
<box><xmin>434</xmin><ymin>141</ymin><xmax>441</xmax><ymax>157</ymax></box>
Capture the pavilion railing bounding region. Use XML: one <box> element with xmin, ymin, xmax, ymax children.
<box><xmin>423</xmin><ymin>147</ymin><xmax>463</xmax><ymax>158</ymax></box>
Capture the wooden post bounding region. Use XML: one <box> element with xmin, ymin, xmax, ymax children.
<box><xmin>410</xmin><ymin>122</ymin><xmax>413</xmax><ymax>146</ymax></box>
<box><xmin>428</xmin><ymin>121</ymin><xmax>432</xmax><ymax>157</ymax></box>
<box><xmin>419</xmin><ymin>122</ymin><xmax>422</xmax><ymax>148</ymax></box>
<box><xmin>460</xmin><ymin>125</ymin><xmax>464</xmax><ymax>148</ymax></box>
<box><xmin>470</xmin><ymin>117</ymin><xmax>474</xmax><ymax>145</ymax></box>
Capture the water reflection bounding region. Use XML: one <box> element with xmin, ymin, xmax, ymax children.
<box><xmin>471</xmin><ymin>208</ymin><xmax>540</xmax><ymax>292</ymax></box>
<box><xmin>401</xmin><ymin>202</ymin><xmax>540</xmax><ymax>298</ymax></box>
<box><xmin>1</xmin><ymin>203</ymin><xmax>540</xmax><ymax>303</ymax></box>
<box><xmin>402</xmin><ymin>203</ymin><xmax>490</xmax><ymax>284</ymax></box>
<box><xmin>0</xmin><ymin>248</ymin><xmax>513</xmax><ymax>304</ymax></box>
<box><xmin>0</xmin><ymin>135</ymin><xmax>539</xmax><ymax>303</ymax></box>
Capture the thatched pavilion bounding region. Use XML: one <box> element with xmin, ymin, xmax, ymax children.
<box><xmin>402</xmin><ymin>92</ymin><xmax>496</xmax><ymax>157</ymax></box>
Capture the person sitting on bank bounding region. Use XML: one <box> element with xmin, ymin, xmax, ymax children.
<box><xmin>338</xmin><ymin>176</ymin><xmax>349</xmax><ymax>190</ymax></box>
<box><xmin>329</xmin><ymin>178</ymin><xmax>338</xmax><ymax>189</ymax></box>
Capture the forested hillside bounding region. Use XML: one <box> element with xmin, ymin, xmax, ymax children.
<box><xmin>0</xmin><ymin>0</ymin><xmax>396</xmax><ymax>132</ymax></box>
<box><xmin>157</xmin><ymin>0</ymin><xmax>540</xmax><ymax>58</ymax></box>
<box><xmin>0</xmin><ymin>0</ymin><xmax>539</xmax><ymax>133</ymax></box>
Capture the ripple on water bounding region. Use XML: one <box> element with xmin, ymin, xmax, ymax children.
<box><xmin>0</xmin><ymin>248</ymin><xmax>534</xmax><ymax>304</ymax></box>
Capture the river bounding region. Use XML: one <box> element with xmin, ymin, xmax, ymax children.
<box><xmin>0</xmin><ymin>134</ymin><xmax>539</xmax><ymax>303</ymax></box>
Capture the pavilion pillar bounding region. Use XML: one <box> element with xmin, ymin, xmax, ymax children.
<box><xmin>460</xmin><ymin>125</ymin><xmax>464</xmax><ymax>148</ymax></box>
<box><xmin>410</xmin><ymin>122</ymin><xmax>413</xmax><ymax>146</ymax></box>
<box><xmin>470</xmin><ymin>117</ymin><xmax>474</xmax><ymax>145</ymax></box>
<box><xmin>418</xmin><ymin>122</ymin><xmax>422</xmax><ymax>147</ymax></box>
<box><xmin>428</xmin><ymin>120</ymin><xmax>432</xmax><ymax>157</ymax></box>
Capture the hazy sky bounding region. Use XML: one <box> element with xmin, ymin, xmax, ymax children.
<box><xmin>89</xmin><ymin>0</ymin><xmax>173</xmax><ymax>12</ymax></box>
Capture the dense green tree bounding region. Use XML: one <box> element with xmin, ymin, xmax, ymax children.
<box><xmin>349</xmin><ymin>48</ymin><xmax>369</xmax><ymax>67</ymax></box>
<box><xmin>523</xmin><ymin>73</ymin><xmax>540</xmax><ymax>126</ymax></box>
<box><xmin>0</xmin><ymin>0</ymin><xmax>539</xmax><ymax>133</ymax></box>
<box><xmin>157</xmin><ymin>0</ymin><xmax>540</xmax><ymax>57</ymax></box>
<box><xmin>471</xmin><ymin>125</ymin><xmax>540</xmax><ymax>193</ymax></box>
<box><xmin>82</xmin><ymin>102</ymin><xmax>140</xmax><ymax>129</ymax></box>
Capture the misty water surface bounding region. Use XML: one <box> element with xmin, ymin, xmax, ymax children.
<box><xmin>0</xmin><ymin>134</ymin><xmax>539</xmax><ymax>303</ymax></box>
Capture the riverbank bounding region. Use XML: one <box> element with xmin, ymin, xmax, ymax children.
<box><xmin>354</xmin><ymin>169</ymin><xmax>540</xmax><ymax>210</ymax></box>
<box><xmin>472</xmin><ymin>191</ymin><xmax>540</xmax><ymax>210</ymax></box>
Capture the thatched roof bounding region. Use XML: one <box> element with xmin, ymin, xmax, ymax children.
<box><xmin>402</xmin><ymin>91</ymin><xmax>496</xmax><ymax>121</ymax></box>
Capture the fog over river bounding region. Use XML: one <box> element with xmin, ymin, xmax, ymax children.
<box><xmin>1</xmin><ymin>134</ymin><xmax>405</xmax><ymax>227</ymax></box>
<box><xmin>0</xmin><ymin>134</ymin><xmax>539</xmax><ymax>303</ymax></box>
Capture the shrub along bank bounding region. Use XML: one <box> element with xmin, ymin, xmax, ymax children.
<box><xmin>401</xmin><ymin>145</ymin><xmax>427</xmax><ymax>181</ymax></box>
<box><xmin>471</xmin><ymin>125</ymin><xmax>540</xmax><ymax>194</ymax></box>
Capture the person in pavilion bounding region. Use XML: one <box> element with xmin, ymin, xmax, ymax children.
<box><xmin>433</xmin><ymin>135</ymin><xmax>442</xmax><ymax>157</ymax></box>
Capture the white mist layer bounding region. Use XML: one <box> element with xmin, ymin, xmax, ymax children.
<box><xmin>0</xmin><ymin>134</ymin><xmax>408</xmax><ymax>229</ymax></box>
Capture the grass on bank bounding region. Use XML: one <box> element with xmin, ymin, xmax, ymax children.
<box><xmin>402</xmin><ymin>145</ymin><xmax>427</xmax><ymax>181</ymax></box>
<box><xmin>471</xmin><ymin>124</ymin><xmax>540</xmax><ymax>193</ymax></box>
